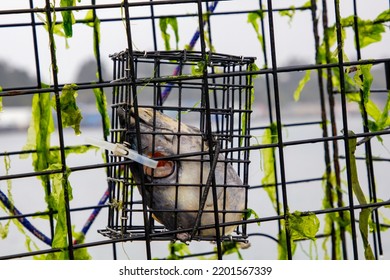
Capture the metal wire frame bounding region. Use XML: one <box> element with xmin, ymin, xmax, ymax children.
<box><xmin>0</xmin><ymin>0</ymin><xmax>390</xmax><ymax>260</ymax></box>
<box><xmin>102</xmin><ymin>48</ymin><xmax>255</xmax><ymax>261</ymax></box>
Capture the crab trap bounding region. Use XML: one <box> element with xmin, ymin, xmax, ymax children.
<box><xmin>97</xmin><ymin>50</ymin><xmax>256</xmax><ymax>243</ymax></box>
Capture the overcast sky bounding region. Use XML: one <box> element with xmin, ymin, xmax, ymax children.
<box><xmin>0</xmin><ymin>0</ymin><xmax>389</xmax><ymax>85</ymax></box>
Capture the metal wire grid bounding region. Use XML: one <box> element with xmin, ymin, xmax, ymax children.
<box><xmin>98</xmin><ymin>50</ymin><xmax>254</xmax><ymax>244</ymax></box>
<box><xmin>0</xmin><ymin>0</ymin><xmax>389</xmax><ymax>260</ymax></box>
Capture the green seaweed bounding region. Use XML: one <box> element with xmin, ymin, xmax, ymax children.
<box><xmin>315</xmin><ymin>9</ymin><xmax>389</xmax><ymax>93</ymax></box>
<box><xmin>261</xmin><ymin>123</ymin><xmax>278</xmax><ymax>209</ymax></box>
<box><xmin>93</xmin><ymin>87</ymin><xmax>110</xmax><ymax>137</ymax></box>
<box><xmin>166</xmin><ymin>242</ymin><xmax>191</xmax><ymax>260</ymax></box>
<box><xmin>84</xmin><ymin>9</ymin><xmax>101</xmax><ymax>59</ymax></box>
<box><xmin>279</xmin><ymin>211</ymin><xmax>320</xmax><ymax>260</ymax></box>
<box><xmin>247</xmin><ymin>10</ymin><xmax>264</xmax><ymax>49</ymax></box>
<box><xmin>192</xmin><ymin>60</ymin><xmax>207</xmax><ymax>76</ymax></box>
<box><xmin>159</xmin><ymin>17</ymin><xmax>179</xmax><ymax>50</ymax></box>
<box><xmin>220</xmin><ymin>241</ymin><xmax>244</xmax><ymax>260</ymax></box>
<box><xmin>60</xmin><ymin>0</ymin><xmax>76</xmax><ymax>38</ymax></box>
<box><xmin>278</xmin><ymin>1</ymin><xmax>311</xmax><ymax>24</ymax></box>
<box><xmin>286</xmin><ymin>7</ymin><xmax>390</xmax><ymax>259</ymax></box>
<box><xmin>19</xmin><ymin>84</ymin><xmax>93</xmax><ymax>259</ymax></box>
<box><xmin>0</xmin><ymin>155</ymin><xmax>12</xmax><ymax>239</ymax></box>
<box><xmin>83</xmin><ymin>10</ymin><xmax>110</xmax><ymax>138</ymax></box>
<box><xmin>287</xmin><ymin>211</ymin><xmax>320</xmax><ymax>242</ymax></box>
<box><xmin>72</xmin><ymin>230</ymin><xmax>92</xmax><ymax>259</ymax></box>
<box><xmin>290</xmin><ymin>211</ymin><xmax>320</xmax><ymax>260</ymax></box>
<box><xmin>346</xmin><ymin>131</ymin><xmax>375</xmax><ymax>259</ymax></box>
<box><xmin>21</xmin><ymin>89</ymin><xmax>55</xmax><ymax>177</ymax></box>
<box><xmin>245</xmin><ymin>208</ymin><xmax>261</xmax><ymax>226</ymax></box>
<box><xmin>341</xmin><ymin>15</ymin><xmax>387</xmax><ymax>49</ymax></box>
<box><xmin>347</xmin><ymin>64</ymin><xmax>390</xmax><ymax>143</ymax></box>
<box><xmin>52</xmin><ymin>84</ymin><xmax>83</xmax><ymax>135</ymax></box>
<box><xmin>259</xmin><ymin>124</ymin><xmax>320</xmax><ymax>260</ymax></box>
<box><xmin>279</xmin><ymin>6</ymin><xmax>296</xmax><ymax>25</ymax></box>
<box><xmin>37</xmin><ymin>1</ymin><xmax>71</xmax><ymax>49</ymax></box>
<box><xmin>320</xmin><ymin>171</ymin><xmax>347</xmax><ymax>259</ymax></box>
<box><xmin>293</xmin><ymin>70</ymin><xmax>311</xmax><ymax>102</ymax></box>
<box><xmin>47</xmin><ymin>164</ymin><xmax>72</xmax><ymax>259</ymax></box>
<box><xmin>277</xmin><ymin>221</ymin><xmax>296</xmax><ymax>260</ymax></box>
<box><xmin>240</xmin><ymin>63</ymin><xmax>258</xmax><ymax>146</ymax></box>
<box><xmin>375</xmin><ymin>9</ymin><xmax>390</xmax><ymax>22</ymax></box>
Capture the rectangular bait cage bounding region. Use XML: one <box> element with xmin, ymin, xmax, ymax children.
<box><xmin>98</xmin><ymin>50</ymin><xmax>256</xmax><ymax>242</ymax></box>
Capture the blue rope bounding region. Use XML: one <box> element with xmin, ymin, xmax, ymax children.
<box><xmin>159</xmin><ymin>1</ymin><xmax>219</xmax><ymax>104</ymax></box>
<box><xmin>76</xmin><ymin>188</ymin><xmax>110</xmax><ymax>243</ymax></box>
<box><xmin>0</xmin><ymin>189</ymin><xmax>52</xmax><ymax>246</ymax></box>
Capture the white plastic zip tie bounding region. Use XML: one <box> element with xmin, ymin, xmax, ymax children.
<box><xmin>85</xmin><ymin>137</ymin><xmax>158</xmax><ymax>169</ymax></box>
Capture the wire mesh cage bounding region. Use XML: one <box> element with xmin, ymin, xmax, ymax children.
<box><xmin>0</xmin><ymin>0</ymin><xmax>390</xmax><ymax>260</ymax></box>
<box><xmin>98</xmin><ymin>50</ymin><xmax>255</xmax><ymax>243</ymax></box>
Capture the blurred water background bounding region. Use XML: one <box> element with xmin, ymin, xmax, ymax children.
<box><xmin>1</xmin><ymin>106</ymin><xmax>389</xmax><ymax>259</ymax></box>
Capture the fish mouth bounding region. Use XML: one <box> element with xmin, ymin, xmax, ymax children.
<box><xmin>144</xmin><ymin>152</ymin><xmax>176</xmax><ymax>179</ymax></box>
<box><xmin>116</xmin><ymin>106</ymin><xmax>176</xmax><ymax>163</ymax></box>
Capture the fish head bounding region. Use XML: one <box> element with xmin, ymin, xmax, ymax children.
<box><xmin>117</xmin><ymin>106</ymin><xmax>190</xmax><ymax>181</ymax></box>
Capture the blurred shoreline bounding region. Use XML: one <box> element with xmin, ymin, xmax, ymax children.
<box><xmin>0</xmin><ymin>105</ymin><xmax>105</xmax><ymax>132</ymax></box>
<box><xmin>0</xmin><ymin>102</ymin><xmax>362</xmax><ymax>131</ymax></box>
